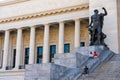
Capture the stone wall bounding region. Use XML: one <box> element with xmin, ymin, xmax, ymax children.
<box><xmin>80</xmin><ymin>22</ymin><xmax>89</xmax><ymax>46</ymax></box>
<box><xmin>25</xmin><ymin>63</ymin><xmax>69</xmax><ymax>80</ymax></box>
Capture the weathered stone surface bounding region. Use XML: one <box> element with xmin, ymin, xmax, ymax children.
<box><xmin>54</xmin><ymin>52</ymin><xmax>89</xmax><ymax>68</ymax></box>
<box><xmin>25</xmin><ymin>63</ymin><xmax>70</xmax><ymax>80</ymax></box>
<box><xmin>25</xmin><ymin>64</ymin><xmax>51</xmax><ymax>80</ymax></box>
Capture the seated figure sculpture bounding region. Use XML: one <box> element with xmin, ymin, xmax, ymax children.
<box><xmin>89</xmin><ymin>7</ymin><xmax>107</xmax><ymax>46</ymax></box>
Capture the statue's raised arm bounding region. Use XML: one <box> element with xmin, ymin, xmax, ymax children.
<box><xmin>102</xmin><ymin>7</ymin><xmax>107</xmax><ymax>16</ymax></box>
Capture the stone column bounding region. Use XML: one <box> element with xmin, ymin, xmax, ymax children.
<box><xmin>42</xmin><ymin>24</ymin><xmax>50</xmax><ymax>63</ymax></box>
<box><xmin>74</xmin><ymin>19</ymin><xmax>80</xmax><ymax>48</ymax></box>
<box><xmin>29</xmin><ymin>27</ymin><xmax>36</xmax><ymax>64</ymax></box>
<box><xmin>2</xmin><ymin>30</ymin><xmax>10</xmax><ymax>70</ymax></box>
<box><xmin>58</xmin><ymin>22</ymin><xmax>64</xmax><ymax>53</ymax></box>
<box><xmin>15</xmin><ymin>28</ymin><xmax>22</xmax><ymax>69</ymax></box>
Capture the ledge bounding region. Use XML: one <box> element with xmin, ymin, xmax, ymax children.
<box><xmin>0</xmin><ymin>69</ymin><xmax>24</xmax><ymax>76</ymax></box>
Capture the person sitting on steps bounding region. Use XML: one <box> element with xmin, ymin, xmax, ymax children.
<box><xmin>89</xmin><ymin>52</ymin><xmax>94</xmax><ymax>59</ymax></box>
<box><xmin>94</xmin><ymin>51</ymin><xmax>99</xmax><ymax>58</ymax></box>
<box><xmin>83</xmin><ymin>66</ymin><xmax>89</xmax><ymax>75</ymax></box>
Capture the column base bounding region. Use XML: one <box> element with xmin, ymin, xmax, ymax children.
<box><xmin>13</xmin><ymin>65</ymin><xmax>25</xmax><ymax>70</ymax></box>
<box><xmin>1</xmin><ymin>67</ymin><xmax>6</xmax><ymax>71</ymax></box>
<box><xmin>19</xmin><ymin>65</ymin><xmax>25</xmax><ymax>69</ymax></box>
<box><xmin>13</xmin><ymin>67</ymin><xmax>19</xmax><ymax>70</ymax></box>
<box><xmin>1</xmin><ymin>66</ymin><xmax>12</xmax><ymax>70</ymax></box>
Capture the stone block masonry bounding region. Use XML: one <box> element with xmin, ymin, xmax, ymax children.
<box><xmin>25</xmin><ymin>63</ymin><xmax>70</xmax><ymax>80</ymax></box>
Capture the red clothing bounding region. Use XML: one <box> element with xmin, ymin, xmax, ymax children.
<box><xmin>94</xmin><ymin>52</ymin><xmax>98</xmax><ymax>57</ymax></box>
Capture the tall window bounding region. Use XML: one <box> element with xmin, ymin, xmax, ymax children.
<box><xmin>37</xmin><ymin>47</ymin><xmax>43</xmax><ymax>63</ymax></box>
<box><xmin>64</xmin><ymin>44</ymin><xmax>70</xmax><ymax>53</ymax></box>
<box><xmin>50</xmin><ymin>45</ymin><xmax>56</xmax><ymax>62</ymax></box>
<box><xmin>13</xmin><ymin>49</ymin><xmax>16</xmax><ymax>68</ymax></box>
<box><xmin>25</xmin><ymin>48</ymin><xmax>29</xmax><ymax>64</ymax></box>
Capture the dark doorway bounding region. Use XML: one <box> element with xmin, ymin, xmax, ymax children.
<box><xmin>25</xmin><ymin>48</ymin><xmax>29</xmax><ymax>64</ymax></box>
<box><xmin>64</xmin><ymin>43</ymin><xmax>70</xmax><ymax>53</ymax></box>
<box><xmin>37</xmin><ymin>46</ymin><xmax>43</xmax><ymax>63</ymax></box>
<box><xmin>13</xmin><ymin>49</ymin><xmax>16</xmax><ymax>68</ymax></box>
<box><xmin>50</xmin><ymin>45</ymin><xmax>56</xmax><ymax>62</ymax></box>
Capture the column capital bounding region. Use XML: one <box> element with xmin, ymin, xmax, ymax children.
<box><xmin>74</xmin><ymin>18</ymin><xmax>81</xmax><ymax>21</ymax></box>
<box><xmin>44</xmin><ymin>24</ymin><xmax>50</xmax><ymax>26</ymax></box>
<box><xmin>30</xmin><ymin>25</ymin><xmax>37</xmax><ymax>28</ymax></box>
<box><xmin>4</xmin><ymin>30</ymin><xmax>10</xmax><ymax>34</ymax></box>
<box><xmin>17</xmin><ymin>28</ymin><xmax>23</xmax><ymax>30</ymax></box>
<box><xmin>59</xmin><ymin>21</ymin><xmax>64</xmax><ymax>24</ymax></box>
<box><xmin>17</xmin><ymin>27</ymin><xmax>22</xmax><ymax>31</ymax></box>
<box><xmin>4</xmin><ymin>29</ymin><xmax>11</xmax><ymax>32</ymax></box>
<box><xmin>30</xmin><ymin>26</ymin><xmax>36</xmax><ymax>30</ymax></box>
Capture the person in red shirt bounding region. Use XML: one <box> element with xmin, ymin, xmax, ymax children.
<box><xmin>93</xmin><ymin>51</ymin><xmax>99</xmax><ymax>58</ymax></box>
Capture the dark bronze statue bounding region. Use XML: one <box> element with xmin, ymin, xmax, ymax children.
<box><xmin>89</xmin><ymin>7</ymin><xmax>107</xmax><ymax>46</ymax></box>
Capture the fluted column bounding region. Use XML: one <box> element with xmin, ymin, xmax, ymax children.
<box><xmin>74</xmin><ymin>19</ymin><xmax>80</xmax><ymax>48</ymax></box>
<box><xmin>29</xmin><ymin>27</ymin><xmax>36</xmax><ymax>64</ymax></box>
<box><xmin>58</xmin><ymin>22</ymin><xmax>64</xmax><ymax>53</ymax></box>
<box><xmin>42</xmin><ymin>24</ymin><xmax>50</xmax><ymax>63</ymax></box>
<box><xmin>15</xmin><ymin>28</ymin><xmax>22</xmax><ymax>69</ymax></box>
<box><xmin>2</xmin><ymin>30</ymin><xmax>10</xmax><ymax>70</ymax></box>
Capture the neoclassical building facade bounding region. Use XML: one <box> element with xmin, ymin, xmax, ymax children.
<box><xmin>0</xmin><ymin>0</ymin><xmax>119</xmax><ymax>80</ymax></box>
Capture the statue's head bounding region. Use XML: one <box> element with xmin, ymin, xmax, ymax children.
<box><xmin>94</xmin><ymin>9</ymin><xmax>99</xmax><ymax>14</ymax></box>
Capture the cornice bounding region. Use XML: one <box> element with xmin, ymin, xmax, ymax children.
<box><xmin>0</xmin><ymin>0</ymin><xmax>30</xmax><ymax>7</ymax></box>
<box><xmin>0</xmin><ymin>3</ymin><xmax>89</xmax><ymax>24</ymax></box>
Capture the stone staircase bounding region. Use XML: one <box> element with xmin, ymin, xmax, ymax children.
<box><xmin>25</xmin><ymin>46</ymin><xmax>115</xmax><ymax>80</ymax></box>
<box><xmin>56</xmin><ymin>46</ymin><xmax>114</xmax><ymax>80</ymax></box>
<box><xmin>79</xmin><ymin>54</ymin><xmax>120</xmax><ymax>80</ymax></box>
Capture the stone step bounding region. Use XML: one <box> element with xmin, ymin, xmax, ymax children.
<box><xmin>78</xmin><ymin>54</ymin><xmax>120</xmax><ymax>80</ymax></box>
<box><xmin>110</xmin><ymin>54</ymin><xmax>120</xmax><ymax>61</ymax></box>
